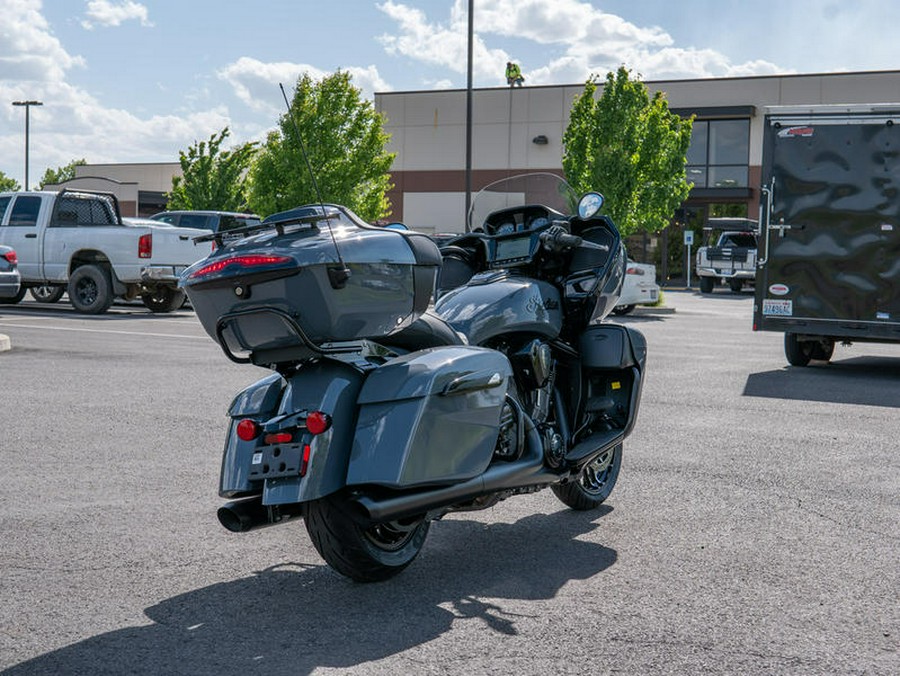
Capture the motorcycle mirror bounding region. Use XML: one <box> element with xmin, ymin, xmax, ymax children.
<box><xmin>578</xmin><ymin>192</ymin><xmax>604</xmax><ymax>219</ymax></box>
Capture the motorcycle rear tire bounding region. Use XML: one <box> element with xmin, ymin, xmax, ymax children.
<box><xmin>552</xmin><ymin>443</ymin><xmax>622</xmax><ymax>510</ymax></box>
<box><xmin>305</xmin><ymin>496</ymin><xmax>430</xmax><ymax>582</ymax></box>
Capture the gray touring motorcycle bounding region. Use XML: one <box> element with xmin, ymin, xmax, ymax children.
<box><xmin>181</xmin><ymin>173</ymin><xmax>646</xmax><ymax>582</ymax></box>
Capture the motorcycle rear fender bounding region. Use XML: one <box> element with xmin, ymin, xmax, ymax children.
<box><xmin>220</xmin><ymin>361</ymin><xmax>364</xmax><ymax>505</ymax></box>
<box><xmin>347</xmin><ymin>345</ymin><xmax>514</xmax><ymax>488</ymax></box>
<box><xmin>578</xmin><ymin>324</ymin><xmax>647</xmax><ymax>438</ymax></box>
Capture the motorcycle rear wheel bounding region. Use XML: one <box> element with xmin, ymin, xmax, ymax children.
<box><xmin>552</xmin><ymin>443</ymin><xmax>622</xmax><ymax>510</ymax></box>
<box><xmin>304</xmin><ymin>496</ymin><xmax>430</xmax><ymax>582</ymax></box>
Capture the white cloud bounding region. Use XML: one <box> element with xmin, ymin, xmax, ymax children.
<box><xmin>377</xmin><ymin>0</ymin><xmax>784</xmax><ymax>87</ymax></box>
<box><xmin>2</xmin><ymin>79</ymin><xmax>229</xmax><ymax>184</ymax></box>
<box><xmin>81</xmin><ymin>0</ymin><xmax>152</xmax><ymax>30</ymax></box>
<box><xmin>218</xmin><ymin>57</ymin><xmax>391</xmax><ymax>115</ymax></box>
<box><xmin>0</xmin><ymin>0</ymin><xmax>85</xmax><ymax>81</ymax></box>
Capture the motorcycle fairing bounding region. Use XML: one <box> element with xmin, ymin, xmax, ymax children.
<box><xmin>347</xmin><ymin>346</ymin><xmax>513</xmax><ymax>488</ymax></box>
<box><xmin>434</xmin><ymin>276</ymin><xmax>563</xmax><ymax>345</ymax></box>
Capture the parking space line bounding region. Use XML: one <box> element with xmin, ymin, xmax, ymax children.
<box><xmin>0</xmin><ymin>322</ymin><xmax>207</xmax><ymax>340</ymax></box>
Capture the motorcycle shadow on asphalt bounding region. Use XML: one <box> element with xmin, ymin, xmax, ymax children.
<box><xmin>6</xmin><ymin>506</ymin><xmax>616</xmax><ymax>676</ymax></box>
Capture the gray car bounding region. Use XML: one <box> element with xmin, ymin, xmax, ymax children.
<box><xmin>0</xmin><ymin>244</ymin><xmax>22</xmax><ymax>301</ymax></box>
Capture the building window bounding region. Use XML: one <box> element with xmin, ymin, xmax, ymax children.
<box><xmin>686</xmin><ymin>119</ymin><xmax>749</xmax><ymax>188</ymax></box>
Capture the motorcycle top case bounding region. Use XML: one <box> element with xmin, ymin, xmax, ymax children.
<box><xmin>347</xmin><ymin>345</ymin><xmax>513</xmax><ymax>489</ymax></box>
<box><xmin>181</xmin><ymin>206</ymin><xmax>442</xmax><ymax>358</ymax></box>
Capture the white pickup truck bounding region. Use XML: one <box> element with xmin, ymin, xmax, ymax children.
<box><xmin>0</xmin><ymin>190</ymin><xmax>210</xmax><ymax>313</ymax></box>
<box><xmin>695</xmin><ymin>218</ymin><xmax>759</xmax><ymax>293</ymax></box>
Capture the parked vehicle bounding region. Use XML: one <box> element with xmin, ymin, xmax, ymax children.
<box><xmin>180</xmin><ymin>173</ymin><xmax>646</xmax><ymax>582</ymax></box>
<box><xmin>0</xmin><ymin>190</ymin><xmax>210</xmax><ymax>313</ymax></box>
<box><xmin>612</xmin><ymin>260</ymin><xmax>660</xmax><ymax>315</ymax></box>
<box><xmin>149</xmin><ymin>210</ymin><xmax>261</xmax><ymax>235</ymax></box>
<box><xmin>696</xmin><ymin>218</ymin><xmax>758</xmax><ymax>293</ymax></box>
<box><xmin>754</xmin><ymin>104</ymin><xmax>900</xmax><ymax>366</ymax></box>
<box><xmin>0</xmin><ymin>245</ymin><xmax>21</xmax><ymax>301</ymax></box>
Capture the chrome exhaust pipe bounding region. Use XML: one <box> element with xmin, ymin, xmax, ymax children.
<box><xmin>217</xmin><ymin>496</ymin><xmax>304</xmax><ymax>533</ymax></box>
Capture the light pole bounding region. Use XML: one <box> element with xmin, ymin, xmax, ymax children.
<box><xmin>12</xmin><ymin>100</ymin><xmax>43</xmax><ymax>190</ymax></box>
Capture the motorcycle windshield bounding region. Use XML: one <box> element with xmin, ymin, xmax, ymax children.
<box><xmin>467</xmin><ymin>173</ymin><xmax>578</xmax><ymax>232</ymax></box>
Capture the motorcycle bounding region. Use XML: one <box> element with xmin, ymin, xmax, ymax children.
<box><xmin>180</xmin><ymin>172</ymin><xmax>646</xmax><ymax>582</ymax></box>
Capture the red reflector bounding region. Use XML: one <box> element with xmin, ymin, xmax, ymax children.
<box><xmin>264</xmin><ymin>432</ymin><xmax>293</xmax><ymax>445</ymax></box>
<box><xmin>236</xmin><ymin>419</ymin><xmax>260</xmax><ymax>441</ymax></box>
<box><xmin>138</xmin><ymin>233</ymin><xmax>152</xmax><ymax>259</ymax></box>
<box><xmin>306</xmin><ymin>411</ymin><xmax>330</xmax><ymax>435</ymax></box>
<box><xmin>188</xmin><ymin>254</ymin><xmax>292</xmax><ymax>280</ymax></box>
<box><xmin>300</xmin><ymin>444</ymin><xmax>312</xmax><ymax>476</ymax></box>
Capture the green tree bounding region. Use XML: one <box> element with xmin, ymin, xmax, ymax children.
<box><xmin>167</xmin><ymin>128</ymin><xmax>256</xmax><ymax>211</ymax></box>
<box><xmin>563</xmin><ymin>67</ymin><xmax>693</xmax><ymax>236</ymax></box>
<box><xmin>0</xmin><ymin>171</ymin><xmax>20</xmax><ymax>192</ymax></box>
<box><xmin>247</xmin><ymin>71</ymin><xmax>395</xmax><ymax>221</ymax></box>
<box><xmin>39</xmin><ymin>158</ymin><xmax>87</xmax><ymax>188</ymax></box>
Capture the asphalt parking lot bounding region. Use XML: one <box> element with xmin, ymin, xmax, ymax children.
<box><xmin>0</xmin><ymin>291</ymin><xmax>897</xmax><ymax>675</ymax></box>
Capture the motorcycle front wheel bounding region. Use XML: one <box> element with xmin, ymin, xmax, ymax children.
<box><xmin>304</xmin><ymin>496</ymin><xmax>430</xmax><ymax>582</ymax></box>
<box><xmin>552</xmin><ymin>443</ymin><xmax>622</xmax><ymax>510</ymax></box>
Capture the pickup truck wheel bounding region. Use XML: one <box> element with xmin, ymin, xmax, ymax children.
<box><xmin>612</xmin><ymin>304</ymin><xmax>635</xmax><ymax>316</ymax></box>
<box><xmin>728</xmin><ymin>279</ymin><xmax>743</xmax><ymax>293</ymax></box>
<box><xmin>30</xmin><ymin>285</ymin><xmax>66</xmax><ymax>303</ymax></box>
<box><xmin>699</xmin><ymin>277</ymin><xmax>714</xmax><ymax>294</ymax></box>
<box><xmin>784</xmin><ymin>332</ymin><xmax>813</xmax><ymax>367</ymax></box>
<box><xmin>141</xmin><ymin>286</ymin><xmax>186</xmax><ymax>313</ymax></box>
<box><xmin>68</xmin><ymin>265</ymin><xmax>114</xmax><ymax>314</ymax></box>
<box><xmin>0</xmin><ymin>287</ymin><xmax>27</xmax><ymax>304</ymax></box>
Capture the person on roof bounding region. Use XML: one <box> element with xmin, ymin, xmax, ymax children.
<box><xmin>505</xmin><ymin>61</ymin><xmax>524</xmax><ymax>87</ymax></box>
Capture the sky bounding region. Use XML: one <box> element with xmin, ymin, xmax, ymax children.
<box><xmin>2</xmin><ymin>0</ymin><xmax>900</xmax><ymax>188</ymax></box>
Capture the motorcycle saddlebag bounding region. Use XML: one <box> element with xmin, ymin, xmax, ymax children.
<box><xmin>347</xmin><ymin>346</ymin><xmax>513</xmax><ymax>488</ymax></box>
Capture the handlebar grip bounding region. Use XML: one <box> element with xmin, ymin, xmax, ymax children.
<box><xmin>559</xmin><ymin>233</ymin><xmax>582</xmax><ymax>248</ymax></box>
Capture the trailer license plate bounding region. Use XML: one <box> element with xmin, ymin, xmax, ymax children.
<box><xmin>763</xmin><ymin>299</ymin><xmax>793</xmax><ymax>316</ymax></box>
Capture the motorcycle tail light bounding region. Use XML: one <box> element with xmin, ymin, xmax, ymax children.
<box><xmin>264</xmin><ymin>432</ymin><xmax>293</xmax><ymax>445</ymax></box>
<box><xmin>306</xmin><ymin>411</ymin><xmax>330</xmax><ymax>435</ymax></box>
<box><xmin>188</xmin><ymin>254</ymin><xmax>293</xmax><ymax>280</ymax></box>
<box><xmin>236</xmin><ymin>419</ymin><xmax>261</xmax><ymax>441</ymax></box>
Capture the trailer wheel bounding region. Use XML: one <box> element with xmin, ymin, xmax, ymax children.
<box><xmin>612</xmin><ymin>304</ymin><xmax>635</xmax><ymax>316</ymax></box>
<box><xmin>784</xmin><ymin>333</ymin><xmax>813</xmax><ymax>367</ymax></box>
<box><xmin>68</xmin><ymin>264</ymin><xmax>114</xmax><ymax>314</ymax></box>
<box><xmin>811</xmin><ymin>339</ymin><xmax>835</xmax><ymax>362</ymax></box>
<box><xmin>304</xmin><ymin>495</ymin><xmax>430</xmax><ymax>582</ymax></box>
<box><xmin>699</xmin><ymin>277</ymin><xmax>715</xmax><ymax>294</ymax></box>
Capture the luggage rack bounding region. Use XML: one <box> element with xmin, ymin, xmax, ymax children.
<box><xmin>215</xmin><ymin>307</ymin><xmax>396</xmax><ymax>369</ymax></box>
<box><xmin>195</xmin><ymin>205</ymin><xmax>343</xmax><ymax>249</ymax></box>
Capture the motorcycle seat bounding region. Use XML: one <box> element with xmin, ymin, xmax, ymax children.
<box><xmin>380</xmin><ymin>310</ymin><xmax>466</xmax><ymax>352</ymax></box>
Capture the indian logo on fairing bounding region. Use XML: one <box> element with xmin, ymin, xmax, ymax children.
<box><xmin>769</xmin><ymin>283</ymin><xmax>790</xmax><ymax>296</ymax></box>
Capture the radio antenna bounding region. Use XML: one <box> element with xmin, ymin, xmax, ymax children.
<box><xmin>279</xmin><ymin>82</ymin><xmax>350</xmax><ymax>289</ymax></box>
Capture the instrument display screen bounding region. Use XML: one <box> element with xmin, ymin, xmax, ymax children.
<box><xmin>494</xmin><ymin>235</ymin><xmax>532</xmax><ymax>262</ymax></box>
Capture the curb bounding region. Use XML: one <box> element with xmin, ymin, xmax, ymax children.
<box><xmin>0</xmin><ymin>333</ymin><xmax>10</xmax><ymax>353</ymax></box>
<box><xmin>632</xmin><ymin>305</ymin><xmax>676</xmax><ymax>315</ymax></box>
